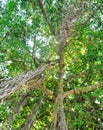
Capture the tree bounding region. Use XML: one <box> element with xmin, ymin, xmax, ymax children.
<box><xmin>0</xmin><ymin>0</ymin><xmax>103</xmax><ymax>129</ymax></box>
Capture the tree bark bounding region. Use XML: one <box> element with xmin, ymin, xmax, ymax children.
<box><xmin>64</xmin><ymin>81</ymin><xmax>103</xmax><ymax>98</ymax></box>
<box><xmin>54</xmin><ymin>45</ymin><xmax>68</xmax><ymax>130</ymax></box>
<box><xmin>37</xmin><ymin>0</ymin><xmax>55</xmax><ymax>35</ymax></box>
<box><xmin>21</xmin><ymin>96</ymin><xmax>43</xmax><ymax>130</ymax></box>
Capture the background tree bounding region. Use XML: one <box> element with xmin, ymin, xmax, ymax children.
<box><xmin>0</xmin><ymin>0</ymin><xmax>103</xmax><ymax>130</ymax></box>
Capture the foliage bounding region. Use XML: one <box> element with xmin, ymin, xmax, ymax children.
<box><xmin>0</xmin><ymin>0</ymin><xmax>103</xmax><ymax>129</ymax></box>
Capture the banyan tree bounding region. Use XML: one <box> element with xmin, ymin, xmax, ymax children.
<box><xmin>0</xmin><ymin>0</ymin><xmax>103</xmax><ymax>129</ymax></box>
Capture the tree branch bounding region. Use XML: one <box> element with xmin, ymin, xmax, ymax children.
<box><xmin>37</xmin><ymin>0</ymin><xmax>55</xmax><ymax>35</ymax></box>
<box><xmin>57</xmin><ymin>1</ymin><xmax>89</xmax><ymax>48</ymax></box>
<box><xmin>0</xmin><ymin>59</ymin><xmax>59</xmax><ymax>100</ymax></box>
<box><xmin>64</xmin><ymin>81</ymin><xmax>103</xmax><ymax>98</ymax></box>
<box><xmin>32</xmin><ymin>36</ymin><xmax>39</xmax><ymax>68</ymax></box>
<box><xmin>0</xmin><ymin>64</ymin><xmax>48</xmax><ymax>100</ymax></box>
<box><xmin>4</xmin><ymin>91</ymin><xmax>32</xmax><ymax>127</ymax></box>
<box><xmin>39</xmin><ymin>85</ymin><xmax>53</xmax><ymax>97</ymax></box>
<box><xmin>21</xmin><ymin>96</ymin><xmax>43</xmax><ymax>130</ymax></box>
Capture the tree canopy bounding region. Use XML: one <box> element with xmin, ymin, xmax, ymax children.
<box><xmin>0</xmin><ymin>0</ymin><xmax>103</xmax><ymax>130</ymax></box>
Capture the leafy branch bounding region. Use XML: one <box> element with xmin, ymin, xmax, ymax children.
<box><xmin>64</xmin><ymin>81</ymin><xmax>103</xmax><ymax>98</ymax></box>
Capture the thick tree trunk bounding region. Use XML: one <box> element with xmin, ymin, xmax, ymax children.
<box><xmin>55</xmin><ymin>98</ymin><xmax>68</xmax><ymax>130</ymax></box>
<box><xmin>54</xmin><ymin>47</ymin><xmax>68</xmax><ymax>130</ymax></box>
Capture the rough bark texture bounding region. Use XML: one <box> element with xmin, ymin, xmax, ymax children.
<box><xmin>55</xmin><ymin>48</ymin><xmax>68</xmax><ymax>130</ymax></box>
<box><xmin>64</xmin><ymin>81</ymin><xmax>103</xmax><ymax>98</ymax></box>
<box><xmin>53</xmin><ymin>1</ymin><xmax>89</xmax><ymax>129</ymax></box>
<box><xmin>21</xmin><ymin>97</ymin><xmax>43</xmax><ymax>130</ymax></box>
<box><xmin>0</xmin><ymin>65</ymin><xmax>48</xmax><ymax>100</ymax></box>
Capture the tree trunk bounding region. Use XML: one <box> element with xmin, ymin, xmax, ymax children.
<box><xmin>54</xmin><ymin>47</ymin><xmax>68</xmax><ymax>130</ymax></box>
